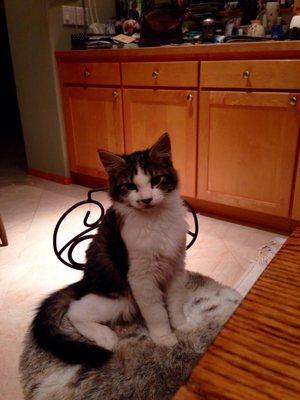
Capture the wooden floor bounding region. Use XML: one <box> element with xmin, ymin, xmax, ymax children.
<box><xmin>174</xmin><ymin>226</ymin><xmax>300</xmax><ymax>400</ymax></box>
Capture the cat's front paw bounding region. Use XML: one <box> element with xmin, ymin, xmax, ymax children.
<box><xmin>150</xmin><ymin>332</ymin><xmax>178</xmax><ymax>347</ymax></box>
<box><xmin>94</xmin><ymin>326</ymin><xmax>119</xmax><ymax>351</ymax></box>
<box><xmin>175</xmin><ymin>320</ymin><xmax>196</xmax><ymax>332</ymax></box>
<box><xmin>171</xmin><ymin>315</ymin><xmax>195</xmax><ymax>332</ymax></box>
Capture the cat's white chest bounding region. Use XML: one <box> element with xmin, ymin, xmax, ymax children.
<box><xmin>120</xmin><ymin>206</ymin><xmax>187</xmax><ymax>260</ymax></box>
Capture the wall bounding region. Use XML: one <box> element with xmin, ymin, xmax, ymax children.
<box><xmin>4</xmin><ymin>0</ymin><xmax>115</xmax><ymax>179</ymax></box>
<box><xmin>48</xmin><ymin>0</ymin><xmax>116</xmax><ymax>51</ymax></box>
<box><xmin>4</xmin><ymin>0</ymin><xmax>69</xmax><ymax>177</ymax></box>
<box><xmin>48</xmin><ymin>0</ymin><xmax>82</xmax><ymax>51</ymax></box>
<box><xmin>94</xmin><ymin>0</ymin><xmax>115</xmax><ymax>24</ymax></box>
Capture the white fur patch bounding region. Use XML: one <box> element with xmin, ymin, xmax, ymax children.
<box><xmin>133</xmin><ymin>167</ymin><xmax>150</xmax><ymax>187</ymax></box>
<box><xmin>34</xmin><ymin>365</ymin><xmax>79</xmax><ymax>400</ymax></box>
<box><xmin>68</xmin><ymin>294</ymin><xmax>136</xmax><ymax>350</ymax></box>
<box><xmin>114</xmin><ymin>189</ymin><xmax>188</xmax><ymax>342</ymax></box>
<box><xmin>116</xmin><ymin>190</ymin><xmax>187</xmax><ymax>263</ymax></box>
<box><xmin>68</xmin><ymin>294</ymin><xmax>135</xmax><ymax>323</ymax></box>
<box><xmin>184</xmin><ymin>284</ymin><xmax>241</xmax><ymax>328</ymax></box>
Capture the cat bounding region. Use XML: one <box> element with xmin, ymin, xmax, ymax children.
<box><xmin>32</xmin><ymin>133</ymin><xmax>192</xmax><ymax>368</ymax></box>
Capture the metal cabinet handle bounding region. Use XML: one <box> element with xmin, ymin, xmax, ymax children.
<box><xmin>187</xmin><ymin>93</ymin><xmax>193</xmax><ymax>102</ymax></box>
<box><xmin>243</xmin><ymin>70</ymin><xmax>250</xmax><ymax>79</ymax></box>
<box><xmin>83</xmin><ymin>69</ymin><xmax>90</xmax><ymax>78</ymax></box>
<box><xmin>290</xmin><ymin>96</ymin><xmax>297</xmax><ymax>106</ymax></box>
<box><xmin>112</xmin><ymin>90</ymin><xmax>118</xmax><ymax>98</ymax></box>
<box><xmin>152</xmin><ymin>71</ymin><xmax>159</xmax><ymax>79</ymax></box>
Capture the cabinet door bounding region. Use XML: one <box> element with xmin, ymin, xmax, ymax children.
<box><xmin>63</xmin><ymin>87</ymin><xmax>124</xmax><ymax>179</ymax></box>
<box><xmin>292</xmin><ymin>151</ymin><xmax>300</xmax><ymax>220</ymax></box>
<box><xmin>198</xmin><ymin>91</ymin><xmax>300</xmax><ymax>217</ymax></box>
<box><xmin>123</xmin><ymin>89</ymin><xmax>198</xmax><ymax>197</ymax></box>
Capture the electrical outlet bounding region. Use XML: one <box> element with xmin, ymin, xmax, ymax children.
<box><xmin>62</xmin><ymin>5</ymin><xmax>76</xmax><ymax>26</ymax></box>
<box><xmin>75</xmin><ymin>6</ymin><xmax>89</xmax><ymax>26</ymax></box>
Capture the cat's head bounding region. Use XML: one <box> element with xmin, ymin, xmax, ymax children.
<box><xmin>98</xmin><ymin>133</ymin><xmax>178</xmax><ymax>210</ymax></box>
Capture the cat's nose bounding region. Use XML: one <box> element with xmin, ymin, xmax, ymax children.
<box><xmin>141</xmin><ymin>198</ymin><xmax>153</xmax><ymax>205</ymax></box>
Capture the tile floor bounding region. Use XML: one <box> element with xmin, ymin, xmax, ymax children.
<box><xmin>0</xmin><ymin>167</ymin><xmax>287</xmax><ymax>400</ymax></box>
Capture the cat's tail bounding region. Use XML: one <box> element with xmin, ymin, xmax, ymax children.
<box><xmin>32</xmin><ymin>281</ymin><xmax>112</xmax><ymax>367</ymax></box>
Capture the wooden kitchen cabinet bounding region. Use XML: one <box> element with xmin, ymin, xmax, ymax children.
<box><xmin>292</xmin><ymin>152</ymin><xmax>300</xmax><ymax>220</ymax></box>
<box><xmin>123</xmin><ymin>89</ymin><xmax>198</xmax><ymax>197</ymax></box>
<box><xmin>56</xmin><ymin>44</ymin><xmax>300</xmax><ymax>230</ymax></box>
<box><xmin>197</xmin><ymin>91</ymin><xmax>300</xmax><ymax>217</ymax></box>
<box><xmin>62</xmin><ymin>86</ymin><xmax>124</xmax><ymax>180</ymax></box>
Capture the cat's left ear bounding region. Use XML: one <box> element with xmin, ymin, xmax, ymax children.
<box><xmin>149</xmin><ymin>132</ymin><xmax>172</xmax><ymax>162</ymax></box>
<box><xmin>98</xmin><ymin>149</ymin><xmax>126</xmax><ymax>174</ymax></box>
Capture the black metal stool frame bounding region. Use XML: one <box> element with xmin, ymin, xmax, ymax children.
<box><xmin>53</xmin><ymin>187</ymin><xmax>199</xmax><ymax>271</ymax></box>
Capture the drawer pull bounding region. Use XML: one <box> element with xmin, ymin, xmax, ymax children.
<box><xmin>112</xmin><ymin>90</ymin><xmax>118</xmax><ymax>98</ymax></box>
<box><xmin>83</xmin><ymin>68</ymin><xmax>90</xmax><ymax>78</ymax></box>
<box><xmin>152</xmin><ymin>71</ymin><xmax>159</xmax><ymax>79</ymax></box>
<box><xmin>290</xmin><ymin>96</ymin><xmax>297</xmax><ymax>106</ymax></box>
<box><xmin>242</xmin><ymin>70</ymin><xmax>250</xmax><ymax>79</ymax></box>
<box><xmin>187</xmin><ymin>93</ymin><xmax>193</xmax><ymax>102</ymax></box>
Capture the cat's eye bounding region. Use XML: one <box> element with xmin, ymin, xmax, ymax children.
<box><xmin>123</xmin><ymin>182</ymin><xmax>137</xmax><ymax>191</ymax></box>
<box><xmin>151</xmin><ymin>175</ymin><xmax>162</xmax><ymax>186</ymax></box>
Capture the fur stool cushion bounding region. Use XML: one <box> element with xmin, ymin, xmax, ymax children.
<box><xmin>20</xmin><ymin>273</ymin><xmax>241</xmax><ymax>400</ymax></box>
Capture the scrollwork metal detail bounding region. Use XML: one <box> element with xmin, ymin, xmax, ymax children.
<box><xmin>53</xmin><ymin>187</ymin><xmax>199</xmax><ymax>270</ymax></box>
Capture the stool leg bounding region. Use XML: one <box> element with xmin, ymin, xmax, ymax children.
<box><xmin>0</xmin><ymin>217</ymin><xmax>8</xmax><ymax>246</ymax></box>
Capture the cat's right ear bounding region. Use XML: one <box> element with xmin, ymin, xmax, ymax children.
<box><xmin>149</xmin><ymin>132</ymin><xmax>172</xmax><ymax>162</ymax></box>
<box><xmin>98</xmin><ymin>150</ymin><xmax>126</xmax><ymax>174</ymax></box>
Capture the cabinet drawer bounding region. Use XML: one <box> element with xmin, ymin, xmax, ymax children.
<box><xmin>59</xmin><ymin>62</ymin><xmax>120</xmax><ymax>85</ymax></box>
<box><xmin>200</xmin><ymin>60</ymin><xmax>300</xmax><ymax>90</ymax></box>
<box><xmin>122</xmin><ymin>62</ymin><xmax>198</xmax><ymax>87</ymax></box>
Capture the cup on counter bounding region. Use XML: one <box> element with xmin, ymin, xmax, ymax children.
<box><xmin>289</xmin><ymin>15</ymin><xmax>300</xmax><ymax>39</ymax></box>
<box><xmin>290</xmin><ymin>15</ymin><xmax>300</xmax><ymax>29</ymax></box>
<box><xmin>246</xmin><ymin>19</ymin><xmax>265</xmax><ymax>36</ymax></box>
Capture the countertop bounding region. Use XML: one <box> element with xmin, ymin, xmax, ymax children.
<box><xmin>56</xmin><ymin>40</ymin><xmax>300</xmax><ymax>62</ymax></box>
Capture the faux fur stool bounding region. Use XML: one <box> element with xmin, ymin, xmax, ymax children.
<box><xmin>20</xmin><ymin>273</ymin><xmax>241</xmax><ymax>400</ymax></box>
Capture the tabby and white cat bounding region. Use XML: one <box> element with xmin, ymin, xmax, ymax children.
<box><xmin>32</xmin><ymin>133</ymin><xmax>192</xmax><ymax>367</ymax></box>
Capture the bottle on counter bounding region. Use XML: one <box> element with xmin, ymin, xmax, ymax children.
<box><xmin>202</xmin><ymin>18</ymin><xmax>215</xmax><ymax>42</ymax></box>
<box><xmin>266</xmin><ymin>1</ymin><xmax>280</xmax><ymax>31</ymax></box>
